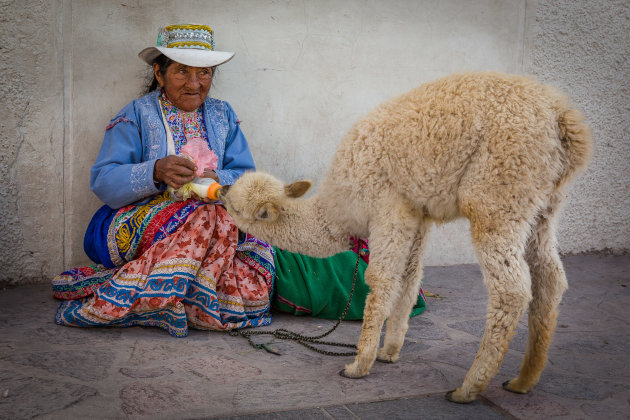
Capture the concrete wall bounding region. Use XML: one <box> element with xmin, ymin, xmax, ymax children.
<box><xmin>0</xmin><ymin>0</ymin><xmax>65</xmax><ymax>283</ymax></box>
<box><xmin>0</xmin><ymin>0</ymin><xmax>628</xmax><ymax>284</ymax></box>
<box><xmin>527</xmin><ymin>0</ymin><xmax>630</xmax><ymax>255</ymax></box>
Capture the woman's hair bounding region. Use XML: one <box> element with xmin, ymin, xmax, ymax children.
<box><xmin>143</xmin><ymin>54</ymin><xmax>217</xmax><ymax>94</ymax></box>
<box><xmin>144</xmin><ymin>54</ymin><xmax>174</xmax><ymax>94</ymax></box>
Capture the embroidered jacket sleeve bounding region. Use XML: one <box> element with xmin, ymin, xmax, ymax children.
<box><xmin>90</xmin><ymin>102</ymin><xmax>163</xmax><ymax>209</ymax></box>
<box><xmin>214</xmin><ymin>101</ymin><xmax>256</xmax><ymax>185</ymax></box>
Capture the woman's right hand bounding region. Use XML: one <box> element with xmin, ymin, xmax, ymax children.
<box><xmin>154</xmin><ymin>156</ymin><xmax>197</xmax><ymax>189</ymax></box>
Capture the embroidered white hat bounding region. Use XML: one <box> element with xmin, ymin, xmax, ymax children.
<box><xmin>138</xmin><ymin>24</ymin><xmax>234</xmax><ymax>67</ymax></box>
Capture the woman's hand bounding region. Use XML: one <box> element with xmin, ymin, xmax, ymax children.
<box><xmin>201</xmin><ymin>169</ymin><xmax>219</xmax><ymax>182</ymax></box>
<box><xmin>154</xmin><ymin>156</ymin><xmax>197</xmax><ymax>189</ymax></box>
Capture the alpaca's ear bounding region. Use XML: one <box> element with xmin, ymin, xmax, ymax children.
<box><xmin>285</xmin><ymin>180</ymin><xmax>312</xmax><ymax>198</ymax></box>
<box><xmin>256</xmin><ymin>203</ymin><xmax>279</xmax><ymax>221</ymax></box>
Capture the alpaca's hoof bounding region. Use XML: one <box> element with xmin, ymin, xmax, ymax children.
<box><xmin>445</xmin><ymin>389</ymin><xmax>475</xmax><ymax>404</ymax></box>
<box><xmin>339</xmin><ymin>362</ymin><xmax>369</xmax><ymax>379</ymax></box>
<box><xmin>376</xmin><ymin>348</ymin><xmax>399</xmax><ymax>364</ymax></box>
<box><xmin>339</xmin><ymin>369</ymin><xmax>365</xmax><ymax>379</ymax></box>
<box><xmin>502</xmin><ymin>379</ymin><xmax>530</xmax><ymax>394</ymax></box>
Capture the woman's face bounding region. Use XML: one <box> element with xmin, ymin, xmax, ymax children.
<box><xmin>154</xmin><ymin>62</ymin><xmax>213</xmax><ymax>112</ymax></box>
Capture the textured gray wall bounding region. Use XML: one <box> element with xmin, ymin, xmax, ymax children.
<box><xmin>0</xmin><ymin>0</ymin><xmax>628</xmax><ymax>284</ymax></box>
<box><xmin>0</xmin><ymin>0</ymin><xmax>65</xmax><ymax>283</ymax></box>
<box><xmin>527</xmin><ymin>0</ymin><xmax>630</xmax><ymax>254</ymax></box>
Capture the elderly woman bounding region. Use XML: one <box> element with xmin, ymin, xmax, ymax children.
<box><xmin>53</xmin><ymin>24</ymin><xmax>425</xmax><ymax>337</ymax></box>
<box><xmin>53</xmin><ymin>24</ymin><xmax>276</xmax><ymax>336</ymax></box>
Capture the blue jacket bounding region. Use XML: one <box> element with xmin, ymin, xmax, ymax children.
<box><xmin>90</xmin><ymin>90</ymin><xmax>255</xmax><ymax>209</ymax></box>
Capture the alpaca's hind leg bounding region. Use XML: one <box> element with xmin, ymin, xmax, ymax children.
<box><xmin>504</xmin><ymin>199</ymin><xmax>567</xmax><ymax>394</ymax></box>
<box><xmin>342</xmin><ymin>207</ymin><xmax>419</xmax><ymax>378</ymax></box>
<box><xmin>447</xmin><ymin>217</ymin><xmax>533</xmax><ymax>403</ymax></box>
<box><xmin>376</xmin><ymin>222</ymin><xmax>430</xmax><ymax>363</ymax></box>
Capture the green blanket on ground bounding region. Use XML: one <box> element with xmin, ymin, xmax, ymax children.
<box><xmin>272</xmin><ymin>248</ymin><xmax>426</xmax><ymax>320</ymax></box>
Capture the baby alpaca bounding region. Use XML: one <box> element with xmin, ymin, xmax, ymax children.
<box><xmin>221</xmin><ymin>72</ymin><xmax>592</xmax><ymax>403</ymax></box>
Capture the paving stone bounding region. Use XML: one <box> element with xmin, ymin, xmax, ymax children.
<box><xmin>220</xmin><ymin>408</ymin><xmax>331</xmax><ymax>420</ymax></box>
<box><xmin>22</xmin><ymin>324</ymin><xmax>123</xmax><ymax>345</ymax></box>
<box><xmin>337</xmin><ymin>361</ymin><xmax>449</xmax><ymax>399</ymax></box>
<box><xmin>580</xmin><ymin>394</ymin><xmax>630</xmax><ymax>419</ymax></box>
<box><xmin>399</xmin><ymin>340</ymin><xmax>432</xmax><ymax>356</ymax></box>
<box><xmin>405</xmin><ymin>317</ymin><xmax>450</xmax><ymax>340</ymax></box>
<box><xmin>537</xmin><ymin>370</ymin><xmax>626</xmax><ymax>401</ymax></box>
<box><xmin>556</xmin><ymin>305</ymin><xmax>627</xmax><ymax>333</ymax></box>
<box><xmin>180</xmin><ymin>328</ymin><xmax>229</xmax><ymax>342</ymax></box>
<box><xmin>552</xmin><ymin>332</ymin><xmax>630</xmax><ymax>355</ymax></box>
<box><xmin>321</xmin><ymin>405</ymin><xmax>359</xmax><ymax>419</ymax></box>
<box><xmin>344</xmin><ymin>395</ymin><xmax>507</xmax><ymax>420</ymax></box>
<box><xmin>289</xmin><ymin>348</ymin><xmax>334</xmax><ymax>366</ymax></box>
<box><xmin>0</xmin><ymin>370</ymin><xmax>97</xmax><ymax>419</ymax></box>
<box><xmin>120</xmin><ymin>381</ymin><xmax>187</xmax><ymax>417</ymax></box>
<box><xmin>120</xmin><ymin>366</ymin><xmax>173</xmax><ymax>378</ymax></box>
<box><xmin>126</xmin><ymin>338</ymin><xmax>231</xmax><ymax>364</ymax></box>
<box><xmin>595</xmin><ymin>298</ymin><xmax>630</xmax><ymax>322</ymax></box>
<box><xmin>420</xmin><ymin>294</ymin><xmax>488</xmax><ymax>321</ymax></box>
<box><xmin>419</xmin><ymin>341</ymin><xmax>526</xmax><ymax>394</ymax></box>
<box><xmin>120</xmin><ymin>377</ymin><xmax>235</xmax><ymax>419</ymax></box>
<box><xmin>176</xmin><ymin>355</ymin><xmax>262</xmax><ymax>384</ymax></box>
<box><xmin>547</xmin><ymin>352</ymin><xmax>630</xmax><ymax>379</ymax></box>
<box><xmin>493</xmin><ymin>350</ymin><xmax>528</xmax><ymax>379</ymax></box>
<box><xmin>233</xmin><ymin>379</ymin><xmax>343</xmax><ymax>413</ymax></box>
<box><xmin>421</xmin><ymin>341</ymin><xmax>479</xmax><ymax>369</ymax></box>
<box><xmin>446</xmin><ymin>319</ymin><xmax>529</xmax><ymax>352</ymax></box>
<box><xmin>425</xmin><ymin>264</ymin><xmax>483</xmax><ymax>285</ymax></box>
<box><xmin>483</xmin><ymin>383</ymin><xmax>570</xmax><ymax>419</ymax></box>
<box><xmin>563</xmin><ymin>254</ymin><xmax>630</xmax><ymax>280</ymax></box>
<box><xmin>33</xmin><ymin>396</ymin><xmax>124</xmax><ymax>420</ymax></box>
<box><xmin>2</xmin><ymin>348</ymin><xmax>114</xmax><ymax>381</ymax></box>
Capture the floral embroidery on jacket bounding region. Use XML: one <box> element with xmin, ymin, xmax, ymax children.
<box><xmin>158</xmin><ymin>93</ymin><xmax>210</xmax><ymax>154</ymax></box>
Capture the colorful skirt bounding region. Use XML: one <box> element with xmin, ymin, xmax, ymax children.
<box><xmin>53</xmin><ymin>193</ymin><xmax>275</xmax><ymax>337</ymax></box>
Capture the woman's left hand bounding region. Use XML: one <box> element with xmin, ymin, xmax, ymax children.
<box><xmin>202</xmin><ymin>170</ymin><xmax>219</xmax><ymax>182</ymax></box>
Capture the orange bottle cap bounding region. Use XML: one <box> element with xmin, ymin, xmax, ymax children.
<box><xmin>206</xmin><ymin>182</ymin><xmax>222</xmax><ymax>200</ymax></box>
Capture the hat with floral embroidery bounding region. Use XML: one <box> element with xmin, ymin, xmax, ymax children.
<box><xmin>138</xmin><ymin>24</ymin><xmax>234</xmax><ymax>68</ymax></box>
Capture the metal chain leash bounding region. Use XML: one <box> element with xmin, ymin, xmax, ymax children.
<box><xmin>228</xmin><ymin>244</ymin><xmax>365</xmax><ymax>357</ymax></box>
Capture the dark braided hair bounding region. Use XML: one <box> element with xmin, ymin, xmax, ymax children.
<box><xmin>144</xmin><ymin>54</ymin><xmax>174</xmax><ymax>94</ymax></box>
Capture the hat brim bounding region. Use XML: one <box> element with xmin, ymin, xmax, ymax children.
<box><xmin>138</xmin><ymin>46</ymin><xmax>235</xmax><ymax>68</ymax></box>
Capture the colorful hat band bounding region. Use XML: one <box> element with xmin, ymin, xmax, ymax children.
<box><xmin>157</xmin><ymin>24</ymin><xmax>215</xmax><ymax>51</ymax></box>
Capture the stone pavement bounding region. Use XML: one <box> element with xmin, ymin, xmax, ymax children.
<box><xmin>1</xmin><ymin>253</ymin><xmax>629</xmax><ymax>419</ymax></box>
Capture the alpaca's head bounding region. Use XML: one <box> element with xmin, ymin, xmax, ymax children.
<box><xmin>221</xmin><ymin>172</ymin><xmax>312</xmax><ymax>228</ymax></box>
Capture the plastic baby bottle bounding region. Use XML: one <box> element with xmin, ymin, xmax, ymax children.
<box><xmin>188</xmin><ymin>178</ymin><xmax>223</xmax><ymax>200</ymax></box>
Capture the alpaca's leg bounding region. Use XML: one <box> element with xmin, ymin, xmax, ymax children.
<box><xmin>342</xmin><ymin>207</ymin><xmax>419</xmax><ymax>378</ymax></box>
<box><xmin>376</xmin><ymin>222</ymin><xmax>430</xmax><ymax>363</ymax></box>
<box><xmin>446</xmin><ymin>214</ymin><xmax>533</xmax><ymax>403</ymax></box>
<box><xmin>504</xmin><ymin>195</ymin><xmax>567</xmax><ymax>394</ymax></box>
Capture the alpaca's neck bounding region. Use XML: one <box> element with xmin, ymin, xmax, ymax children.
<box><xmin>256</xmin><ymin>196</ymin><xmax>350</xmax><ymax>258</ymax></box>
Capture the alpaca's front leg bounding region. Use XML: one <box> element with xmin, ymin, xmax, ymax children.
<box><xmin>341</xmin><ymin>207</ymin><xmax>420</xmax><ymax>378</ymax></box>
<box><xmin>341</xmin><ymin>263</ymin><xmax>399</xmax><ymax>378</ymax></box>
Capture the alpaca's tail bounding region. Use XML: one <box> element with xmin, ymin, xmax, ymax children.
<box><xmin>555</xmin><ymin>99</ymin><xmax>593</xmax><ymax>188</ymax></box>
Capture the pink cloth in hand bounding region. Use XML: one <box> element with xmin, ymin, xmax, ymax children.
<box><xmin>180</xmin><ymin>138</ymin><xmax>218</xmax><ymax>177</ymax></box>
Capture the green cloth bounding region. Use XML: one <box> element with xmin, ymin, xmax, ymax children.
<box><xmin>272</xmin><ymin>248</ymin><xmax>426</xmax><ymax>320</ymax></box>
